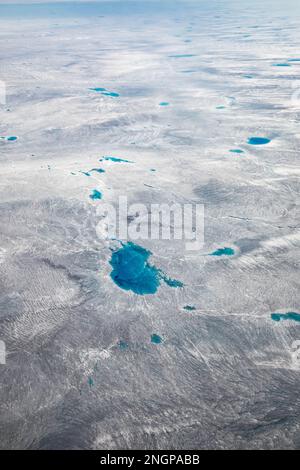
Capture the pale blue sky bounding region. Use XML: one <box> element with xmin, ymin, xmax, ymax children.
<box><xmin>0</xmin><ymin>0</ymin><xmax>181</xmax><ymax>3</ymax></box>
<box><xmin>0</xmin><ymin>0</ymin><xmax>129</xmax><ymax>3</ymax></box>
<box><xmin>0</xmin><ymin>0</ymin><xmax>162</xmax><ymax>3</ymax></box>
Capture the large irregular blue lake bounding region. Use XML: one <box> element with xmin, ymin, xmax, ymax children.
<box><xmin>110</xmin><ymin>242</ymin><xmax>183</xmax><ymax>295</ymax></box>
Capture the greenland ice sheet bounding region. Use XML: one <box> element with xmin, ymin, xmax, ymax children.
<box><xmin>0</xmin><ymin>0</ymin><xmax>300</xmax><ymax>450</ymax></box>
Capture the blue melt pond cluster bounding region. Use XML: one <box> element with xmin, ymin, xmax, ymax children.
<box><xmin>89</xmin><ymin>87</ymin><xmax>119</xmax><ymax>97</ymax></box>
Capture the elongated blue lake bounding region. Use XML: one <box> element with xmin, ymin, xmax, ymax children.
<box><xmin>210</xmin><ymin>247</ymin><xmax>235</xmax><ymax>256</ymax></box>
<box><xmin>271</xmin><ymin>312</ymin><xmax>300</xmax><ymax>322</ymax></box>
<box><xmin>248</xmin><ymin>137</ymin><xmax>271</xmax><ymax>145</ymax></box>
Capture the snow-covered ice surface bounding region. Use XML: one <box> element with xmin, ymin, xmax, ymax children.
<box><xmin>0</xmin><ymin>0</ymin><xmax>300</xmax><ymax>449</ymax></box>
